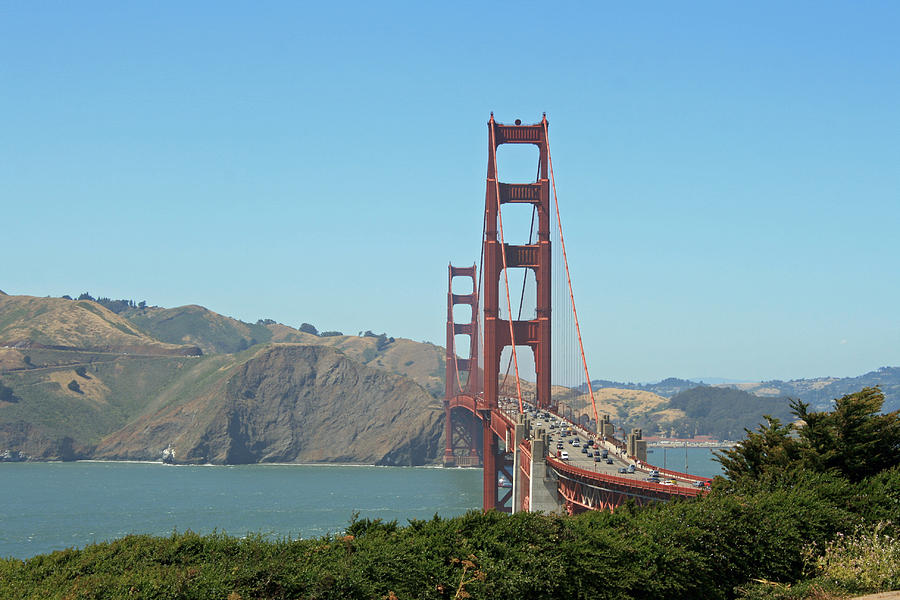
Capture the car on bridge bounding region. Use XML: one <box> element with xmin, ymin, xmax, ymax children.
<box><xmin>559</xmin><ymin>451</ymin><xmax>570</xmax><ymax>460</ymax></box>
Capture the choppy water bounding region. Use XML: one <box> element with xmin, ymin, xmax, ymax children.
<box><xmin>1</xmin><ymin>449</ymin><xmax>724</xmax><ymax>560</ymax></box>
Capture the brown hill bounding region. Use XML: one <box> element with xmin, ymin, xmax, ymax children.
<box><xmin>0</xmin><ymin>295</ymin><xmax>199</xmax><ymax>356</ymax></box>
<box><xmin>306</xmin><ymin>335</ymin><xmax>445</xmax><ymax>397</ymax></box>
<box><xmin>120</xmin><ymin>305</ymin><xmax>444</xmax><ymax>395</ymax></box>
<box><xmin>92</xmin><ymin>344</ymin><xmax>443</xmax><ymax>465</ymax></box>
<box><xmin>559</xmin><ymin>387</ymin><xmax>684</xmax><ymax>430</ymax></box>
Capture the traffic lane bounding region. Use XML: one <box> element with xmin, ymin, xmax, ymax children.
<box><xmin>547</xmin><ymin>434</ymin><xmax>698</xmax><ymax>489</ymax></box>
<box><xmin>534</xmin><ymin>417</ymin><xmax>700</xmax><ymax>486</ymax></box>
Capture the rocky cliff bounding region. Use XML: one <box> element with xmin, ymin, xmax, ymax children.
<box><xmin>91</xmin><ymin>345</ymin><xmax>444</xmax><ymax>465</ymax></box>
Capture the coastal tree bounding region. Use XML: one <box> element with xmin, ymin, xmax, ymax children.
<box><xmin>792</xmin><ymin>387</ymin><xmax>900</xmax><ymax>482</ymax></box>
<box><xmin>714</xmin><ymin>416</ymin><xmax>800</xmax><ymax>480</ymax></box>
<box><xmin>716</xmin><ymin>387</ymin><xmax>900</xmax><ymax>482</ymax></box>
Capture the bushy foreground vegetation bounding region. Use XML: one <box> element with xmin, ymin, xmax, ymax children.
<box><xmin>2</xmin><ymin>389</ymin><xmax>897</xmax><ymax>600</ymax></box>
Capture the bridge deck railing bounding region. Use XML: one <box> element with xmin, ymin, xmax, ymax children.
<box><xmin>547</xmin><ymin>457</ymin><xmax>704</xmax><ymax>498</ymax></box>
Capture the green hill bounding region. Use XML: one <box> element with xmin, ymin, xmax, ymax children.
<box><xmin>121</xmin><ymin>304</ymin><xmax>283</xmax><ymax>354</ymax></box>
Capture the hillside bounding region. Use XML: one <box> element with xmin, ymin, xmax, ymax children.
<box><xmin>92</xmin><ymin>344</ymin><xmax>443</xmax><ymax>465</ymax></box>
<box><xmin>721</xmin><ymin>366</ymin><xmax>900</xmax><ymax>413</ymax></box>
<box><xmin>0</xmin><ymin>293</ymin><xmax>447</xmax><ymax>464</ymax></box>
<box><xmin>0</xmin><ymin>295</ymin><xmax>200</xmax><ymax>356</ymax></box>
<box><xmin>561</xmin><ymin>387</ymin><xmax>678</xmax><ymax>429</ymax></box>
<box><xmin>0</xmin><ymin>351</ymin><xmax>199</xmax><ymax>459</ymax></box>
<box><xmin>586</xmin><ymin>377</ymin><xmax>700</xmax><ymax>398</ymax></box>
<box><xmin>0</xmin><ymin>344</ymin><xmax>442</xmax><ymax>464</ymax></box>
<box><xmin>661</xmin><ymin>386</ymin><xmax>794</xmax><ymax>440</ymax></box>
<box><xmin>2</xmin><ymin>291</ymin><xmax>896</xmax><ymax>455</ymax></box>
<box><xmin>117</xmin><ymin>304</ymin><xmax>445</xmax><ymax>396</ymax></box>
<box><xmin>306</xmin><ymin>335</ymin><xmax>445</xmax><ymax>398</ymax></box>
<box><xmin>121</xmin><ymin>304</ymin><xmax>284</xmax><ymax>354</ymax></box>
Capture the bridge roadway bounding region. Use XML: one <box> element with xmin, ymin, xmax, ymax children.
<box><xmin>448</xmin><ymin>392</ymin><xmax>707</xmax><ymax>511</ymax></box>
<box><xmin>494</xmin><ymin>399</ymin><xmax>709</xmax><ymax>508</ymax></box>
<box><xmin>519</xmin><ymin>405</ymin><xmax>708</xmax><ymax>492</ymax></box>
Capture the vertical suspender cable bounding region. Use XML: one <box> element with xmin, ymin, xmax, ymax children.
<box><xmin>543</xmin><ymin>121</ymin><xmax>599</xmax><ymax>431</ymax></box>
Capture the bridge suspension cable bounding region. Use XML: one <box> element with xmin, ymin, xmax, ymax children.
<box><xmin>544</xmin><ymin>120</ymin><xmax>599</xmax><ymax>430</ymax></box>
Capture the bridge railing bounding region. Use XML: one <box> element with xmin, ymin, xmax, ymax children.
<box><xmin>637</xmin><ymin>462</ymin><xmax>711</xmax><ymax>483</ymax></box>
<box><xmin>547</xmin><ymin>457</ymin><xmax>704</xmax><ymax>498</ymax></box>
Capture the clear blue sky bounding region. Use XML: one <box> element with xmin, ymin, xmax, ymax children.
<box><xmin>2</xmin><ymin>2</ymin><xmax>898</xmax><ymax>383</ymax></box>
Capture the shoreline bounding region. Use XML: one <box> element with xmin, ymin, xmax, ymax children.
<box><xmin>647</xmin><ymin>441</ymin><xmax>737</xmax><ymax>448</ymax></box>
<box><xmin>3</xmin><ymin>458</ymin><xmax>465</xmax><ymax>469</ymax></box>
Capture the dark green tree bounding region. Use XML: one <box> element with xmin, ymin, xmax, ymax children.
<box><xmin>792</xmin><ymin>387</ymin><xmax>900</xmax><ymax>482</ymax></box>
<box><xmin>715</xmin><ymin>416</ymin><xmax>801</xmax><ymax>481</ymax></box>
<box><xmin>717</xmin><ymin>387</ymin><xmax>900</xmax><ymax>482</ymax></box>
<box><xmin>299</xmin><ymin>323</ymin><xmax>318</xmax><ymax>335</ymax></box>
<box><xmin>67</xmin><ymin>380</ymin><xmax>82</xmax><ymax>393</ymax></box>
<box><xmin>0</xmin><ymin>381</ymin><xmax>18</xmax><ymax>403</ymax></box>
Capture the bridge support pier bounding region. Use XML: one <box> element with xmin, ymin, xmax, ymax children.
<box><xmin>512</xmin><ymin>417</ymin><xmax>527</xmax><ymax>513</ymax></box>
<box><xmin>482</xmin><ymin>416</ymin><xmax>498</xmax><ymax>510</ymax></box>
<box><xmin>529</xmin><ymin>437</ymin><xmax>563</xmax><ymax>513</ymax></box>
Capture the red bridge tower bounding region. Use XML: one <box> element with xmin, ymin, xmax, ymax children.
<box><xmin>481</xmin><ymin>114</ymin><xmax>552</xmax><ymax>509</ymax></box>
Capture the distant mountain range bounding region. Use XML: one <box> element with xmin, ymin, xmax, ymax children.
<box><xmin>589</xmin><ymin>368</ymin><xmax>900</xmax><ymax>413</ymax></box>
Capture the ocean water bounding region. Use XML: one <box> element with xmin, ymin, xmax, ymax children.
<box><xmin>1</xmin><ymin>450</ymin><xmax>725</xmax><ymax>560</ymax></box>
<box><xmin>0</xmin><ymin>462</ymin><xmax>482</xmax><ymax>560</ymax></box>
<box><xmin>646</xmin><ymin>446</ymin><xmax>728</xmax><ymax>478</ymax></box>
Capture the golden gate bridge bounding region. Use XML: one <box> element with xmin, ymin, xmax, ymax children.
<box><xmin>444</xmin><ymin>115</ymin><xmax>707</xmax><ymax>513</ymax></box>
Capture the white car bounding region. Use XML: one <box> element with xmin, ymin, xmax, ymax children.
<box><xmin>560</xmin><ymin>451</ymin><xmax>570</xmax><ymax>460</ymax></box>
